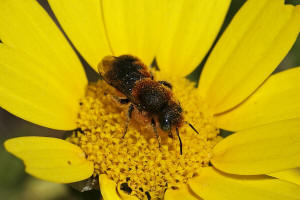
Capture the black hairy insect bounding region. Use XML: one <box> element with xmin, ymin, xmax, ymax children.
<box><xmin>98</xmin><ymin>55</ymin><xmax>198</xmax><ymax>154</ymax></box>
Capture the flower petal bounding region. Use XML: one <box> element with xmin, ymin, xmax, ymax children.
<box><xmin>0</xmin><ymin>45</ymin><xmax>82</xmax><ymax>130</ymax></box>
<box><xmin>188</xmin><ymin>167</ymin><xmax>300</xmax><ymax>200</ymax></box>
<box><xmin>269</xmin><ymin>168</ymin><xmax>300</xmax><ymax>186</ymax></box>
<box><xmin>101</xmin><ymin>0</ymin><xmax>165</xmax><ymax>66</ymax></box>
<box><xmin>0</xmin><ymin>0</ymin><xmax>86</xmax><ymax>91</ymax></box>
<box><xmin>156</xmin><ymin>0</ymin><xmax>230</xmax><ymax>77</ymax></box>
<box><xmin>0</xmin><ymin>0</ymin><xmax>87</xmax><ymax>130</ymax></box>
<box><xmin>199</xmin><ymin>0</ymin><xmax>300</xmax><ymax>114</ymax></box>
<box><xmin>4</xmin><ymin>137</ymin><xmax>94</xmax><ymax>183</ymax></box>
<box><xmin>216</xmin><ymin>67</ymin><xmax>300</xmax><ymax>131</ymax></box>
<box><xmin>164</xmin><ymin>184</ymin><xmax>201</xmax><ymax>200</ymax></box>
<box><xmin>48</xmin><ymin>0</ymin><xmax>111</xmax><ymax>70</ymax></box>
<box><xmin>212</xmin><ymin>119</ymin><xmax>300</xmax><ymax>175</ymax></box>
<box><xmin>99</xmin><ymin>174</ymin><xmax>121</xmax><ymax>200</ymax></box>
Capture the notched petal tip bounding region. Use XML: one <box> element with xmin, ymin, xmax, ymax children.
<box><xmin>4</xmin><ymin>137</ymin><xmax>94</xmax><ymax>183</ymax></box>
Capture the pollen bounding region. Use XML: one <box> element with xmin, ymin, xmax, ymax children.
<box><xmin>67</xmin><ymin>71</ymin><xmax>220</xmax><ymax>200</ymax></box>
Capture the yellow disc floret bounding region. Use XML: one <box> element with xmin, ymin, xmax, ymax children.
<box><xmin>67</xmin><ymin>71</ymin><xmax>220</xmax><ymax>200</ymax></box>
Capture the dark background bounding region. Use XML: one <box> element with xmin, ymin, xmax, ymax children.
<box><xmin>0</xmin><ymin>0</ymin><xmax>299</xmax><ymax>199</ymax></box>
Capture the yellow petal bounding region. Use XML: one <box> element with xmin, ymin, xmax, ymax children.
<box><xmin>0</xmin><ymin>45</ymin><xmax>81</xmax><ymax>130</ymax></box>
<box><xmin>269</xmin><ymin>168</ymin><xmax>300</xmax><ymax>186</ymax></box>
<box><xmin>99</xmin><ymin>174</ymin><xmax>121</xmax><ymax>200</ymax></box>
<box><xmin>216</xmin><ymin>67</ymin><xmax>300</xmax><ymax>131</ymax></box>
<box><xmin>0</xmin><ymin>0</ymin><xmax>86</xmax><ymax>92</ymax></box>
<box><xmin>199</xmin><ymin>0</ymin><xmax>300</xmax><ymax>114</ymax></box>
<box><xmin>0</xmin><ymin>0</ymin><xmax>87</xmax><ymax>130</ymax></box>
<box><xmin>101</xmin><ymin>0</ymin><xmax>165</xmax><ymax>66</ymax></box>
<box><xmin>157</xmin><ymin>0</ymin><xmax>230</xmax><ymax>77</ymax></box>
<box><xmin>164</xmin><ymin>184</ymin><xmax>201</xmax><ymax>200</ymax></box>
<box><xmin>212</xmin><ymin>119</ymin><xmax>300</xmax><ymax>175</ymax></box>
<box><xmin>4</xmin><ymin>137</ymin><xmax>94</xmax><ymax>183</ymax></box>
<box><xmin>48</xmin><ymin>0</ymin><xmax>111</xmax><ymax>70</ymax></box>
<box><xmin>117</xmin><ymin>182</ymin><xmax>139</xmax><ymax>200</ymax></box>
<box><xmin>188</xmin><ymin>167</ymin><xmax>300</xmax><ymax>200</ymax></box>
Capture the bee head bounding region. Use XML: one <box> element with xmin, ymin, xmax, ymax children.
<box><xmin>159</xmin><ymin>102</ymin><xmax>183</xmax><ymax>131</ymax></box>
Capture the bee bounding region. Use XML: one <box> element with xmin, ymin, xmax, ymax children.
<box><xmin>98</xmin><ymin>55</ymin><xmax>198</xmax><ymax>154</ymax></box>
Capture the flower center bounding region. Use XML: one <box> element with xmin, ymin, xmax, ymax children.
<box><xmin>67</xmin><ymin>71</ymin><xmax>220</xmax><ymax>200</ymax></box>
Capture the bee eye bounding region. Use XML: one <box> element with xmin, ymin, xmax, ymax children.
<box><xmin>160</xmin><ymin>118</ymin><xmax>171</xmax><ymax>131</ymax></box>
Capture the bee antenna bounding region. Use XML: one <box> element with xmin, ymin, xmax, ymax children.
<box><xmin>176</xmin><ymin>127</ymin><xmax>183</xmax><ymax>155</ymax></box>
<box><xmin>185</xmin><ymin>121</ymin><xmax>199</xmax><ymax>134</ymax></box>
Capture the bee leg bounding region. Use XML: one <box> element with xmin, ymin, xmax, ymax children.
<box><xmin>176</xmin><ymin>127</ymin><xmax>183</xmax><ymax>155</ymax></box>
<box><xmin>158</xmin><ymin>81</ymin><xmax>172</xmax><ymax>90</ymax></box>
<box><xmin>123</xmin><ymin>104</ymin><xmax>134</xmax><ymax>138</ymax></box>
<box><xmin>113</xmin><ymin>96</ymin><xmax>130</xmax><ymax>104</ymax></box>
<box><xmin>151</xmin><ymin>118</ymin><xmax>161</xmax><ymax>148</ymax></box>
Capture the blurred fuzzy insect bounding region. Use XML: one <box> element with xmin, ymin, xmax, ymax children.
<box><xmin>98</xmin><ymin>55</ymin><xmax>198</xmax><ymax>154</ymax></box>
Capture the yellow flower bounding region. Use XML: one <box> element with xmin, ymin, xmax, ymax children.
<box><xmin>1</xmin><ymin>0</ymin><xmax>300</xmax><ymax>199</ymax></box>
